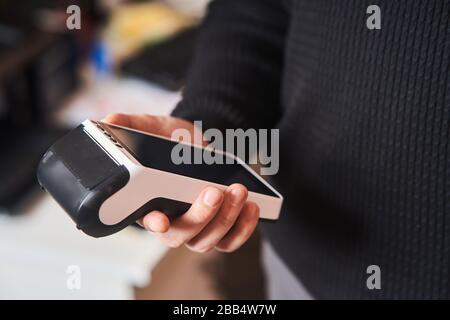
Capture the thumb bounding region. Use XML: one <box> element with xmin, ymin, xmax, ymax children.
<box><xmin>102</xmin><ymin>113</ymin><xmax>165</xmax><ymax>136</ymax></box>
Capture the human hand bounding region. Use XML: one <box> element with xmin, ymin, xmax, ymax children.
<box><xmin>103</xmin><ymin>113</ymin><xmax>260</xmax><ymax>252</ymax></box>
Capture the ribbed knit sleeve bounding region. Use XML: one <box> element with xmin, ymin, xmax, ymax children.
<box><xmin>172</xmin><ymin>0</ymin><xmax>288</xmax><ymax>131</ymax></box>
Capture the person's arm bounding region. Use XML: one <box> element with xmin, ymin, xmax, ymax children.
<box><xmin>103</xmin><ymin>0</ymin><xmax>288</xmax><ymax>253</ymax></box>
<box><xmin>172</xmin><ymin>0</ymin><xmax>289</xmax><ymax>131</ymax></box>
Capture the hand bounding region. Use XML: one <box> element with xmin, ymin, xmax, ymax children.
<box><xmin>103</xmin><ymin>113</ymin><xmax>260</xmax><ymax>253</ymax></box>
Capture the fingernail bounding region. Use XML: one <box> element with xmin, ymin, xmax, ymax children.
<box><xmin>143</xmin><ymin>220</ymin><xmax>153</xmax><ymax>232</ymax></box>
<box><xmin>229</xmin><ymin>187</ymin><xmax>246</xmax><ymax>205</ymax></box>
<box><xmin>203</xmin><ymin>188</ymin><xmax>222</xmax><ymax>207</ymax></box>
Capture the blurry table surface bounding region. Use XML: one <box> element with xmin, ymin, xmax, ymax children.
<box><xmin>56</xmin><ymin>77</ymin><xmax>182</xmax><ymax>126</ymax></box>
<box><xmin>0</xmin><ymin>195</ymin><xmax>168</xmax><ymax>299</ymax></box>
<box><xmin>0</xmin><ymin>78</ymin><xmax>181</xmax><ymax>299</ymax></box>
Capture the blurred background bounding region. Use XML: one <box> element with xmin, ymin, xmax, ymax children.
<box><xmin>0</xmin><ymin>0</ymin><xmax>267</xmax><ymax>299</ymax></box>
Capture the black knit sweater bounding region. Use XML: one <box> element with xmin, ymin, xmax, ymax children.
<box><xmin>172</xmin><ymin>0</ymin><xmax>450</xmax><ymax>299</ymax></box>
